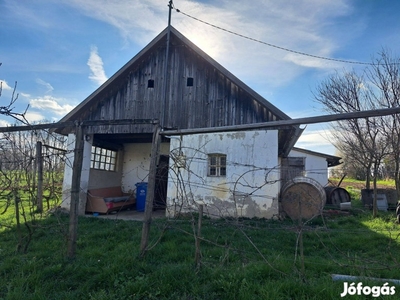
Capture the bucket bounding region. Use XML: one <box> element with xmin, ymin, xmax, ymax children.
<box><xmin>340</xmin><ymin>202</ymin><xmax>352</xmax><ymax>211</ymax></box>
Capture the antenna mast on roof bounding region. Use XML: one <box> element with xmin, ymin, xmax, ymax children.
<box><xmin>161</xmin><ymin>0</ymin><xmax>173</xmax><ymax>128</ymax></box>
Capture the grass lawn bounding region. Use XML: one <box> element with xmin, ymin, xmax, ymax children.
<box><xmin>1</xmin><ymin>200</ymin><xmax>400</xmax><ymax>299</ymax></box>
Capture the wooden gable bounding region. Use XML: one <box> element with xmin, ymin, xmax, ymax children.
<box><xmin>59</xmin><ymin>26</ymin><xmax>292</xmax><ymax>130</ymax></box>
<box><xmin>57</xmin><ymin>26</ymin><xmax>300</xmax><ymax>154</ymax></box>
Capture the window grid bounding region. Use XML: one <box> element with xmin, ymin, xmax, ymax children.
<box><xmin>90</xmin><ymin>146</ymin><xmax>117</xmax><ymax>171</ymax></box>
<box><xmin>208</xmin><ymin>154</ymin><xmax>227</xmax><ymax>177</ymax></box>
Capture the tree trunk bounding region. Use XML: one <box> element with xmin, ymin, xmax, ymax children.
<box><xmin>372</xmin><ymin>164</ymin><xmax>378</xmax><ymax>218</ymax></box>
<box><xmin>394</xmin><ymin>158</ymin><xmax>400</xmax><ymax>199</ymax></box>
<box><xmin>366</xmin><ymin>165</ymin><xmax>372</xmax><ymax>189</ymax></box>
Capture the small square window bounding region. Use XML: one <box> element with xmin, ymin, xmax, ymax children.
<box><xmin>208</xmin><ymin>154</ymin><xmax>227</xmax><ymax>177</ymax></box>
<box><xmin>187</xmin><ymin>77</ymin><xmax>194</xmax><ymax>87</ymax></box>
<box><xmin>148</xmin><ymin>79</ymin><xmax>154</xmax><ymax>88</ymax></box>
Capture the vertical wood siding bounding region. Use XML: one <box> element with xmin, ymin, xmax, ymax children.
<box><xmin>85</xmin><ymin>40</ymin><xmax>283</xmax><ymax>135</ymax></box>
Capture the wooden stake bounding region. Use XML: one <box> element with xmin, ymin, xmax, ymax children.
<box><xmin>67</xmin><ymin>124</ymin><xmax>84</xmax><ymax>259</ymax></box>
<box><xmin>195</xmin><ymin>204</ymin><xmax>203</xmax><ymax>269</ymax></box>
<box><xmin>36</xmin><ymin>141</ymin><xmax>43</xmax><ymax>213</ymax></box>
<box><xmin>14</xmin><ymin>189</ymin><xmax>22</xmax><ymax>252</ymax></box>
<box><xmin>140</xmin><ymin>123</ymin><xmax>161</xmax><ymax>256</ymax></box>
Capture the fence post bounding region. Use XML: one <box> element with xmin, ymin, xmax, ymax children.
<box><xmin>140</xmin><ymin>123</ymin><xmax>161</xmax><ymax>256</ymax></box>
<box><xmin>67</xmin><ymin>123</ymin><xmax>84</xmax><ymax>259</ymax></box>
<box><xmin>195</xmin><ymin>204</ymin><xmax>204</xmax><ymax>269</ymax></box>
<box><xmin>36</xmin><ymin>141</ymin><xmax>43</xmax><ymax>213</ymax></box>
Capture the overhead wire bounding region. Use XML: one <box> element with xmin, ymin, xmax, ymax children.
<box><xmin>173</xmin><ymin>5</ymin><xmax>376</xmax><ymax>66</ymax></box>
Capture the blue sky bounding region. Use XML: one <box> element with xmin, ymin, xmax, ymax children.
<box><xmin>1</xmin><ymin>0</ymin><xmax>400</xmax><ymax>155</ymax></box>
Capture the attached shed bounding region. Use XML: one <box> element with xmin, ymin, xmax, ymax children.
<box><xmin>285</xmin><ymin>147</ymin><xmax>342</xmax><ymax>187</ymax></box>
<box><xmin>57</xmin><ymin>26</ymin><xmax>338</xmax><ymax>219</ymax></box>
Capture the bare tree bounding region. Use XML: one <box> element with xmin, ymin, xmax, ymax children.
<box><xmin>366</xmin><ymin>50</ymin><xmax>400</xmax><ymax>197</ymax></box>
<box><xmin>0</xmin><ymin>66</ymin><xmax>29</xmax><ymax>124</ymax></box>
<box><xmin>314</xmin><ymin>58</ymin><xmax>394</xmax><ymax>216</ymax></box>
<box><xmin>0</xmin><ymin>64</ymin><xmax>68</xmax><ymax>251</ymax></box>
<box><xmin>314</xmin><ymin>71</ymin><xmax>384</xmax><ymax>188</ymax></box>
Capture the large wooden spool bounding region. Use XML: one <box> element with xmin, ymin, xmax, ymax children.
<box><xmin>281</xmin><ymin>177</ymin><xmax>326</xmax><ymax>220</ymax></box>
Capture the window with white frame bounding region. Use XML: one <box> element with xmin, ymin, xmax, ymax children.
<box><xmin>208</xmin><ymin>154</ymin><xmax>226</xmax><ymax>177</ymax></box>
<box><xmin>90</xmin><ymin>146</ymin><xmax>117</xmax><ymax>171</ymax></box>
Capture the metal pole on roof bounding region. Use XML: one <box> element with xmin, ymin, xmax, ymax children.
<box><xmin>161</xmin><ymin>0</ymin><xmax>173</xmax><ymax>128</ymax></box>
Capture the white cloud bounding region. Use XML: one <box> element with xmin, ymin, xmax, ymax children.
<box><xmin>287</xmin><ymin>108</ymin><xmax>321</xmax><ymax>119</ymax></box>
<box><xmin>87</xmin><ymin>46</ymin><xmax>108</xmax><ymax>86</ymax></box>
<box><xmin>24</xmin><ymin>111</ymin><xmax>46</xmax><ymax>123</ymax></box>
<box><xmin>3</xmin><ymin>0</ymin><xmax>53</xmax><ymax>29</ymax></box>
<box><xmin>0</xmin><ymin>119</ymin><xmax>11</xmax><ymax>127</ymax></box>
<box><xmin>20</xmin><ymin>92</ymin><xmax>31</xmax><ymax>98</ymax></box>
<box><xmin>36</xmin><ymin>78</ymin><xmax>54</xmax><ymax>93</ymax></box>
<box><xmin>0</xmin><ymin>119</ymin><xmax>11</xmax><ymax>139</ymax></box>
<box><xmin>283</xmin><ymin>53</ymin><xmax>341</xmax><ymax>69</ymax></box>
<box><xmin>65</xmin><ymin>0</ymin><xmax>167</xmax><ymax>44</ymax></box>
<box><xmin>29</xmin><ymin>95</ymin><xmax>75</xmax><ymax>116</ymax></box>
<box><xmin>295</xmin><ymin>126</ymin><xmax>336</xmax><ymax>154</ymax></box>
<box><xmin>0</xmin><ymin>80</ymin><xmax>12</xmax><ymax>90</ymax></box>
<box><xmin>64</xmin><ymin>0</ymin><xmax>358</xmax><ymax>89</ymax></box>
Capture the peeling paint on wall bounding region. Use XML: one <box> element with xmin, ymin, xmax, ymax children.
<box><xmin>226</xmin><ymin>132</ymin><xmax>246</xmax><ymax>140</ymax></box>
<box><xmin>167</xmin><ymin>129</ymin><xmax>280</xmax><ymax>219</ymax></box>
<box><xmin>61</xmin><ymin>134</ymin><xmax>92</xmax><ymax>215</ymax></box>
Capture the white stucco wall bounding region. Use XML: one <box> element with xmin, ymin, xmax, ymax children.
<box><xmin>61</xmin><ymin>133</ymin><xmax>92</xmax><ymax>214</ymax></box>
<box><xmin>167</xmin><ymin>130</ymin><xmax>280</xmax><ymax>219</ymax></box>
<box><xmin>288</xmin><ymin>149</ymin><xmax>329</xmax><ymax>186</ymax></box>
<box><xmin>61</xmin><ymin>137</ymin><xmax>170</xmax><ymax>214</ymax></box>
<box><xmin>121</xmin><ymin>142</ymin><xmax>170</xmax><ymax>193</ymax></box>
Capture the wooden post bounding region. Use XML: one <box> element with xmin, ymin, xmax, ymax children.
<box><xmin>14</xmin><ymin>189</ymin><xmax>20</xmax><ymax>231</ymax></box>
<box><xmin>14</xmin><ymin>189</ymin><xmax>22</xmax><ymax>252</ymax></box>
<box><xmin>298</xmin><ymin>227</ymin><xmax>305</xmax><ymax>281</ymax></box>
<box><xmin>195</xmin><ymin>204</ymin><xmax>203</xmax><ymax>269</ymax></box>
<box><xmin>373</xmin><ymin>174</ymin><xmax>378</xmax><ymax>218</ymax></box>
<box><xmin>140</xmin><ymin>123</ymin><xmax>161</xmax><ymax>256</ymax></box>
<box><xmin>67</xmin><ymin>124</ymin><xmax>84</xmax><ymax>259</ymax></box>
<box><xmin>36</xmin><ymin>141</ymin><xmax>43</xmax><ymax>213</ymax></box>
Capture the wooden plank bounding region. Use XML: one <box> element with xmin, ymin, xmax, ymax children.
<box><xmin>0</xmin><ymin>119</ymin><xmax>158</xmax><ymax>133</ymax></box>
<box><xmin>161</xmin><ymin>106</ymin><xmax>400</xmax><ymax>136</ymax></box>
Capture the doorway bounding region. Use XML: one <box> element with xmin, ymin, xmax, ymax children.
<box><xmin>154</xmin><ymin>155</ymin><xmax>169</xmax><ymax>210</ymax></box>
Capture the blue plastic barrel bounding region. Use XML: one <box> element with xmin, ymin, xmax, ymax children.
<box><xmin>135</xmin><ymin>182</ymin><xmax>148</xmax><ymax>212</ymax></box>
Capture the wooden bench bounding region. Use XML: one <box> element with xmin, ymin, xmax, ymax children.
<box><xmin>86</xmin><ymin>186</ymin><xmax>136</xmax><ymax>214</ymax></box>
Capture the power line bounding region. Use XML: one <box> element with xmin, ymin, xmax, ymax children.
<box><xmin>173</xmin><ymin>6</ymin><xmax>374</xmax><ymax>66</ymax></box>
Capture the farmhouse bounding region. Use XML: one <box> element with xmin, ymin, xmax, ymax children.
<box><xmin>58</xmin><ymin>26</ymin><xmax>341</xmax><ymax>219</ymax></box>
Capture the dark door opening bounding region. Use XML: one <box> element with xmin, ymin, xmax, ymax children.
<box><xmin>154</xmin><ymin>155</ymin><xmax>169</xmax><ymax>210</ymax></box>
